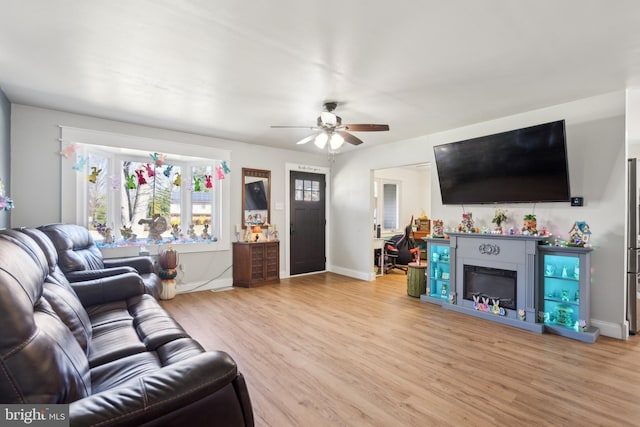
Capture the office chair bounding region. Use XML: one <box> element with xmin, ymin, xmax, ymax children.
<box><xmin>384</xmin><ymin>220</ymin><xmax>418</xmax><ymax>274</ymax></box>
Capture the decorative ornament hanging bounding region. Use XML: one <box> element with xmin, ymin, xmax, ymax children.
<box><xmin>221</xmin><ymin>161</ymin><xmax>231</xmax><ymax>174</ymax></box>
<box><xmin>193</xmin><ymin>177</ymin><xmax>202</xmax><ymax>192</ymax></box>
<box><xmin>88</xmin><ymin>166</ymin><xmax>102</xmax><ymax>184</ymax></box>
<box><xmin>205</xmin><ymin>174</ymin><xmax>213</xmax><ymax>189</ymax></box>
<box><xmin>216</xmin><ymin>166</ymin><xmax>225</xmax><ymax>180</ymax></box>
<box><xmin>72</xmin><ymin>155</ymin><xmax>86</xmax><ymax>172</ymax></box>
<box><xmin>60</xmin><ymin>143</ymin><xmax>78</xmax><ymax>159</ymax></box>
<box><xmin>172</xmin><ymin>172</ymin><xmax>182</xmax><ymax>187</ymax></box>
<box><xmin>163</xmin><ymin>165</ymin><xmax>174</xmax><ymax>178</ymax></box>
<box><xmin>111</xmin><ymin>174</ymin><xmax>121</xmax><ymax>190</ymax></box>
<box><xmin>126</xmin><ymin>173</ymin><xmax>137</xmax><ymax>189</ymax></box>
<box><xmin>144</xmin><ymin>164</ymin><xmax>155</xmax><ymax>178</ymax></box>
<box><xmin>135</xmin><ymin>170</ymin><xmax>147</xmax><ymax>185</ymax></box>
<box><xmin>149</xmin><ymin>152</ymin><xmax>166</xmax><ymax>167</ymax></box>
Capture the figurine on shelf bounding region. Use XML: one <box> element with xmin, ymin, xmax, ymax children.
<box><xmin>568</xmin><ymin>221</ymin><xmax>591</xmax><ymax>247</ymax></box>
<box><xmin>187</xmin><ymin>224</ymin><xmax>197</xmax><ymax>240</ymax></box>
<box><xmin>171</xmin><ymin>223</ymin><xmax>181</xmax><ymax>240</ymax></box>
<box><xmin>200</xmin><ymin>223</ymin><xmax>211</xmax><ymax>240</ymax></box>
<box><xmin>432</xmin><ymin>219</ymin><xmax>444</xmax><ymax>237</ymax></box>
<box><xmin>460</xmin><ymin>212</ymin><xmax>474</xmax><ymax>233</ymax></box>
<box><xmin>522</xmin><ymin>214</ymin><xmax>537</xmax><ymax>235</ymax></box>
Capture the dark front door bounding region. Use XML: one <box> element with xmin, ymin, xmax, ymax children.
<box><xmin>290</xmin><ymin>171</ymin><xmax>326</xmax><ymax>275</ymax></box>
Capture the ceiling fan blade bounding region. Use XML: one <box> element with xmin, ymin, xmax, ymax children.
<box><xmin>337</xmin><ymin>131</ymin><xmax>364</xmax><ymax>146</ymax></box>
<box><xmin>271</xmin><ymin>125</ymin><xmax>316</xmax><ymax>129</ymax></box>
<box><xmin>344</xmin><ymin>124</ymin><xmax>390</xmax><ymax>132</ymax></box>
<box><xmin>296</xmin><ymin>134</ymin><xmax>318</xmax><ymax>145</ymax></box>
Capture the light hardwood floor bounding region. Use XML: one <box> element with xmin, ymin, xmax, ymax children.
<box><xmin>161</xmin><ymin>272</ymin><xmax>640</xmax><ymax>427</ymax></box>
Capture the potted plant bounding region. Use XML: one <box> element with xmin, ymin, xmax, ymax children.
<box><xmin>522</xmin><ymin>214</ymin><xmax>537</xmax><ymax>235</ymax></box>
<box><xmin>491</xmin><ymin>209</ymin><xmax>507</xmax><ymax>233</ymax></box>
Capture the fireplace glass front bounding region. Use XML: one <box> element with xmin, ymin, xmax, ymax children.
<box><xmin>463</xmin><ymin>265</ymin><xmax>517</xmax><ymax>310</ymax></box>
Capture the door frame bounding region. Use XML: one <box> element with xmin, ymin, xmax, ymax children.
<box><xmin>284</xmin><ymin>163</ymin><xmax>331</xmax><ymax>278</ymax></box>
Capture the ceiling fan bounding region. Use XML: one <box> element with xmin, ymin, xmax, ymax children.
<box><xmin>271</xmin><ymin>102</ymin><xmax>390</xmax><ymax>150</ymax></box>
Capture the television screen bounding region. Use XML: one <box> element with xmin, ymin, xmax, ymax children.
<box><xmin>433</xmin><ymin>120</ymin><xmax>570</xmax><ymax>204</ymax></box>
<box><xmin>245</xmin><ymin>181</ymin><xmax>268</xmax><ymax>210</ymax></box>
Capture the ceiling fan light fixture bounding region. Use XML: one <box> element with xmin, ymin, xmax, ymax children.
<box><xmin>320</xmin><ymin>111</ymin><xmax>337</xmax><ymax>126</ymax></box>
<box><xmin>329</xmin><ymin>133</ymin><xmax>344</xmax><ymax>150</ymax></box>
<box><xmin>314</xmin><ymin>132</ymin><xmax>328</xmax><ymax>149</ymax></box>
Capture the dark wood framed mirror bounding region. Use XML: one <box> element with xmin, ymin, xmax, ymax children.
<box><xmin>242</xmin><ymin>168</ymin><xmax>271</xmax><ymax>229</ymax></box>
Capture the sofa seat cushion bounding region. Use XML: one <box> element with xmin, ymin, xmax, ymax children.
<box><xmin>156</xmin><ymin>338</ymin><xmax>206</xmax><ymax>365</ymax></box>
<box><xmin>85</xmin><ymin>295</ymin><xmax>190</xmax><ymax>367</ymax></box>
<box><xmin>90</xmin><ymin>352</ymin><xmax>162</xmax><ymax>394</ymax></box>
<box><xmin>91</xmin><ymin>337</ymin><xmax>208</xmax><ymax>394</ymax></box>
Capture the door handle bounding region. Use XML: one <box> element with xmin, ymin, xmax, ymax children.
<box><xmin>290</xmin><ymin>224</ymin><xmax>295</xmax><ymax>235</ymax></box>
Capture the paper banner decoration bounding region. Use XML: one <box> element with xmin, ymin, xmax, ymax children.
<box><xmin>150</xmin><ymin>152</ymin><xmax>166</xmax><ymax>167</ymax></box>
<box><xmin>193</xmin><ymin>177</ymin><xmax>202</xmax><ymax>192</ymax></box>
<box><xmin>126</xmin><ymin>174</ymin><xmax>137</xmax><ymax>189</ymax></box>
<box><xmin>135</xmin><ymin>170</ymin><xmax>147</xmax><ymax>185</ymax></box>
<box><xmin>88</xmin><ymin>166</ymin><xmax>102</xmax><ymax>183</ymax></box>
<box><xmin>144</xmin><ymin>164</ymin><xmax>155</xmax><ymax>177</ymax></box>
<box><xmin>163</xmin><ymin>165</ymin><xmax>174</xmax><ymax>178</ymax></box>
<box><xmin>72</xmin><ymin>155</ymin><xmax>86</xmax><ymax>172</ymax></box>
<box><xmin>111</xmin><ymin>174</ymin><xmax>121</xmax><ymax>190</ymax></box>
<box><xmin>222</xmin><ymin>161</ymin><xmax>231</xmax><ymax>174</ymax></box>
<box><xmin>216</xmin><ymin>166</ymin><xmax>225</xmax><ymax>180</ymax></box>
<box><xmin>173</xmin><ymin>172</ymin><xmax>181</xmax><ymax>187</ymax></box>
<box><xmin>205</xmin><ymin>174</ymin><xmax>213</xmax><ymax>189</ymax></box>
<box><xmin>60</xmin><ymin>143</ymin><xmax>78</xmax><ymax>159</ymax></box>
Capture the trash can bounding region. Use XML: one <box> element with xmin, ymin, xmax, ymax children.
<box><xmin>407</xmin><ymin>262</ymin><xmax>427</xmax><ymax>297</ymax></box>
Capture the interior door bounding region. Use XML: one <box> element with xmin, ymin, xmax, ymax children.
<box><xmin>290</xmin><ymin>171</ymin><xmax>326</xmax><ymax>275</ymax></box>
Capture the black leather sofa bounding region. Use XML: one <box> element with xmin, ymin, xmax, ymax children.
<box><xmin>0</xmin><ymin>227</ymin><xmax>254</xmax><ymax>426</ymax></box>
<box><xmin>39</xmin><ymin>223</ymin><xmax>163</xmax><ymax>299</ymax></box>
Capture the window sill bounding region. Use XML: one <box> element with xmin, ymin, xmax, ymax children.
<box><xmin>99</xmin><ymin>240</ymin><xmax>229</xmax><ymax>258</ymax></box>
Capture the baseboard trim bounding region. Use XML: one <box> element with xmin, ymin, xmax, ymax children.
<box><xmin>590</xmin><ymin>318</ymin><xmax>627</xmax><ymax>340</ymax></box>
<box><xmin>176</xmin><ymin>277</ymin><xmax>233</xmax><ymax>294</ymax></box>
<box><xmin>327</xmin><ymin>265</ymin><xmax>371</xmax><ymax>281</ymax></box>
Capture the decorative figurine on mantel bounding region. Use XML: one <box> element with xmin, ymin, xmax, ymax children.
<box><xmin>432</xmin><ymin>219</ymin><xmax>444</xmax><ymax>238</ymax></box>
<box><xmin>460</xmin><ymin>212</ymin><xmax>474</xmax><ymax>233</ymax></box>
<box><xmin>568</xmin><ymin>221</ymin><xmax>591</xmax><ymax>247</ymax></box>
<box><xmin>492</xmin><ymin>209</ymin><xmax>507</xmax><ymax>234</ymax></box>
<box><xmin>522</xmin><ymin>214</ymin><xmax>538</xmax><ymax>235</ymax></box>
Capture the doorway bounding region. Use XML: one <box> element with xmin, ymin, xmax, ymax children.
<box><xmin>289</xmin><ymin>170</ymin><xmax>326</xmax><ymax>275</ymax></box>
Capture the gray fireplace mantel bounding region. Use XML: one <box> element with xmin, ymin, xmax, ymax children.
<box><xmin>441</xmin><ymin>233</ymin><xmax>547</xmax><ymax>333</ymax></box>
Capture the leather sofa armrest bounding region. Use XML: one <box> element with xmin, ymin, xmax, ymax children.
<box><xmin>65</xmin><ymin>266</ymin><xmax>137</xmax><ymax>282</ymax></box>
<box><xmin>104</xmin><ymin>256</ymin><xmax>156</xmax><ymax>274</ymax></box>
<box><xmin>70</xmin><ymin>272</ymin><xmax>145</xmax><ymax>307</ymax></box>
<box><xmin>69</xmin><ymin>352</ymin><xmax>253</xmax><ymax>427</ymax></box>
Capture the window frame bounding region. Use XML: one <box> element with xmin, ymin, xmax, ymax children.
<box><xmin>374</xmin><ymin>178</ymin><xmax>401</xmax><ymax>233</ymax></box>
<box><xmin>60</xmin><ymin>126</ymin><xmax>231</xmax><ymax>254</ymax></box>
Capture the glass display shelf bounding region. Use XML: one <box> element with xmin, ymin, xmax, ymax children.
<box><xmin>421</xmin><ymin>239</ymin><xmax>452</xmax><ymax>305</ymax></box>
<box><xmin>538</xmin><ymin>245</ymin><xmax>598</xmax><ymax>343</ymax></box>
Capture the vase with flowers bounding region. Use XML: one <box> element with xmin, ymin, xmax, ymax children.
<box><xmin>491</xmin><ymin>209</ymin><xmax>507</xmax><ymax>233</ymax></box>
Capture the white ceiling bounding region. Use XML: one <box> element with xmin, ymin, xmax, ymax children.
<box><xmin>2</xmin><ymin>1</ymin><xmax>640</xmax><ymax>152</ymax></box>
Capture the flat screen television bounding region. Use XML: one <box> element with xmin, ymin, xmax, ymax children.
<box><xmin>433</xmin><ymin>120</ymin><xmax>570</xmax><ymax>205</ymax></box>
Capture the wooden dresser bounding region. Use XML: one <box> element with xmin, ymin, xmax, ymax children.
<box><xmin>232</xmin><ymin>241</ymin><xmax>280</xmax><ymax>287</ymax></box>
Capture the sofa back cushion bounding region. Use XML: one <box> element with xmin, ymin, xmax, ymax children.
<box><xmin>0</xmin><ymin>236</ymin><xmax>91</xmax><ymax>403</ymax></box>
<box><xmin>5</xmin><ymin>228</ymin><xmax>93</xmax><ymax>354</ymax></box>
<box><xmin>39</xmin><ymin>223</ymin><xmax>105</xmax><ymax>272</ymax></box>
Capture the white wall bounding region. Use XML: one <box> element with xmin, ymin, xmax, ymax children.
<box><xmin>332</xmin><ymin>91</ymin><xmax>627</xmax><ymax>339</ymax></box>
<box><xmin>10</xmin><ymin>104</ymin><xmax>329</xmax><ymax>291</ymax></box>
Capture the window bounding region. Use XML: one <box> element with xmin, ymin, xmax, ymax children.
<box><xmin>294</xmin><ymin>179</ymin><xmax>321</xmax><ymax>201</ymax></box>
<box><xmin>373</xmin><ymin>179</ymin><xmax>400</xmax><ymax>232</ymax></box>
<box><xmin>61</xmin><ymin>128</ymin><xmax>232</xmax><ymax>253</ymax></box>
